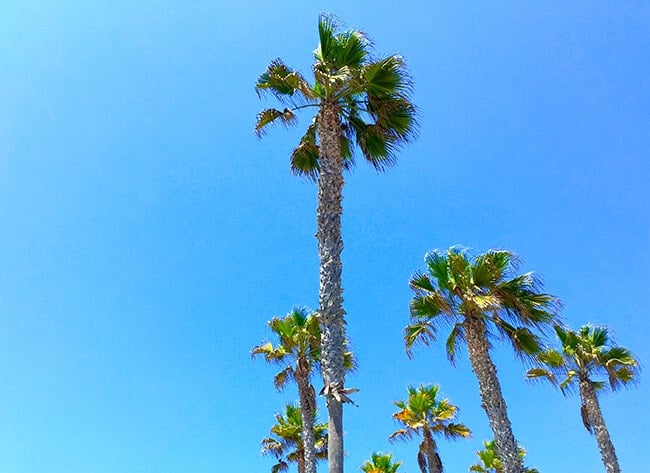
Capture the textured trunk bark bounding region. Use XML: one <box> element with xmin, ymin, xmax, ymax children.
<box><xmin>579</xmin><ymin>379</ymin><xmax>621</xmax><ymax>473</ymax></box>
<box><xmin>463</xmin><ymin>317</ymin><xmax>524</xmax><ymax>473</ymax></box>
<box><xmin>297</xmin><ymin>361</ymin><xmax>317</xmax><ymax>473</ymax></box>
<box><xmin>297</xmin><ymin>452</ymin><xmax>306</xmax><ymax>473</ymax></box>
<box><xmin>316</xmin><ymin>103</ymin><xmax>346</xmax><ymax>473</ymax></box>
<box><xmin>422</xmin><ymin>431</ymin><xmax>442</xmax><ymax>473</ymax></box>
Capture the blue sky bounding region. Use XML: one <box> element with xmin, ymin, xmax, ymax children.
<box><xmin>1</xmin><ymin>1</ymin><xmax>648</xmax><ymax>472</ymax></box>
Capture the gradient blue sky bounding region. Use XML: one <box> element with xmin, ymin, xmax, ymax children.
<box><xmin>1</xmin><ymin>1</ymin><xmax>648</xmax><ymax>472</ymax></box>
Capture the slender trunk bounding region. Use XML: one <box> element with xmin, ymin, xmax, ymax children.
<box><xmin>579</xmin><ymin>378</ymin><xmax>620</xmax><ymax>473</ymax></box>
<box><xmin>316</xmin><ymin>103</ymin><xmax>346</xmax><ymax>473</ymax></box>
<box><xmin>463</xmin><ymin>317</ymin><xmax>524</xmax><ymax>473</ymax></box>
<box><xmin>297</xmin><ymin>451</ymin><xmax>306</xmax><ymax>473</ymax></box>
<box><xmin>422</xmin><ymin>431</ymin><xmax>442</xmax><ymax>473</ymax></box>
<box><xmin>297</xmin><ymin>361</ymin><xmax>317</xmax><ymax>473</ymax></box>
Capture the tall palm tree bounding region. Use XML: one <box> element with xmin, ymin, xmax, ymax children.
<box><xmin>526</xmin><ymin>324</ymin><xmax>639</xmax><ymax>473</ymax></box>
<box><xmin>404</xmin><ymin>247</ymin><xmax>559</xmax><ymax>473</ymax></box>
<box><xmin>252</xmin><ymin>308</ymin><xmax>321</xmax><ymax>473</ymax></box>
<box><xmin>469</xmin><ymin>440</ymin><xmax>539</xmax><ymax>473</ymax></box>
<box><xmin>262</xmin><ymin>403</ymin><xmax>328</xmax><ymax>473</ymax></box>
<box><xmin>389</xmin><ymin>384</ymin><xmax>470</xmax><ymax>473</ymax></box>
<box><xmin>255</xmin><ymin>15</ymin><xmax>417</xmax><ymax>473</ymax></box>
<box><xmin>360</xmin><ymin>453</ymin><xmax>403</xmax><ymax>473</ymax></box>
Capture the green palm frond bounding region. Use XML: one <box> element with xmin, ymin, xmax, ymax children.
<box><xmin>256</xmin><ymin>59</ymin><xmax>314</xmax><ymax>102</ymax></box>
<box><xmin>255</xmin><ymin>108</ymin><xmax>298</xmax><ymax>137</ymax></box>
<box><xmin>445</xmin><ymin>322</ymin><xmax>465</xmax><ymax>364</ymax></box>
<box><xmin>273</xmin><ymin>365</ymin><xmax>294</xmax><ymax>391</ymax></box>
<box><xmin>404</xmin><ymin>320</ymin><xmax>436</xmax><ymax>357</ymax></box>
<box><xmin>291</xmin><ymin>123</ymin><xmax>320</xmax><ymax>180</ymax></box>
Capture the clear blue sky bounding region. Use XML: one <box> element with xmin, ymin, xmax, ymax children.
<box><xmin>1</xmin><ymin>1</ymin><xmax>648</xmax><ymax>472</ymax></box>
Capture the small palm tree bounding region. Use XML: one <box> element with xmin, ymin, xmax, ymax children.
<box><xmin>526</xmin><ymin>324</ymin><xmax>639</xmax><ymax>473</ymax></box>
<box><xmin>360</xmin><ymin>453</ymin><xmax>403</xmax><ymax>473</ymax></box>
<box><xmin>469</xmin><ymin>440</ymin><xmax>539</xmax><ymax>473</ymax></box>
<box><xmin>262</xmin><ymin>403</ymin><xmax>328</xmax><ymax>473</ymax></box>
<box><xmin>253</xmin><ymin>308</ymin><xmax>321</xmax><ymax>473</ymax></box>
<box><xmin>389</xmin><ymin>384</ymin><xmax>470</xmax><ymax>473</ymax></box>
<box><xmin>256</xmin><ymin>16</ymin><xmax>417</xmax><ymax>473</ymax></box>
<box><xmin>405</xmin><ymin>247</ymin><xmax>559</xmax><ymax>473</ymax></box>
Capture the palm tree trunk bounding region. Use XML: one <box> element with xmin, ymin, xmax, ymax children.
<box><xmin>422</xmin><ymin>431</ymin><xmax>442</xmax><ymax>473</ymax></box>
<box><xmin>579</xmin><ymin>379</ymin><xmax>620</xmax><ymax>473</ymax></box>
<box><xmin>463</xmin><ymin>317</ymin><xmax>524</xmax><ymax>473</ymax></box>
<box><xmin>316</xmin><ymin>103</ymin><xmax>346</xmax><ymax>473</ymax></box>
<box><xmin>297</xmin><ymin>363</ymin><xmax>317</xmax><ymax>473</ymax></box>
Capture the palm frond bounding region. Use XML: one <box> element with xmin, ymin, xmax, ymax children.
<box><xmin>256</xmin><ymin>59</ymin><xmax>314</xmax><ymax>102</ymax></box>
<box><xmin>525</xmin><ymin>367</ymin><xmax>556</xmax><ymax>385</ymax></box>
<box><xmin>404</xmin><ymin>320</ymin><xmax>436</xmax><ymax>357</ymax></box>
<box><xmin>273</xmin><ymin>365</ymin><xmax>294</xmax><ymax>391</ymax></box>
<box><xmin>255</xmin><ymin>108</ymin><xmax>298</xmax><ymax>137</ymax></box>
<box><xmin>290</xmin><ymin>122</ymin><xmax>319</xmax><ymax>180</ymax></box>
<box><xmin>445</xmin><ymin>322</ymin><xmax>465</xmax><ymax>364</ymax></box>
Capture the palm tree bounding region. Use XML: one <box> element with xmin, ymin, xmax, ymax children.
<box><xmin>255</xmin><ymin>15</ymin><xmax>417</xmax><ymax>473</ymax></box>
<box><xmin>252</xmin><ymin>308</ymin><xmax>321</xmax><ymax>473</ymax></box>
<box><xmin>262</xmin><ymin>403</ymin><xmax>328</xmax><ymax>473</ymax></box>
<box><xmin>469</xmin><ymin>440</ymin><xmax>539</xmax><ymax>473</ymax></box>
<box><xmin>404</xmin><ymin>247</ymin><xmax>559</xmax><ymax>473</ymax></box>
<box><xmin>360</xmin><ymin>453</ymin><xmax>403</xmax><ymax>473</ymax></box>
<box><xmin>526</xmin><ymin>324</ymin><xmax>639</xmax><ymax>473</ymax></box>
<box><xmin>389</xmin><ymin>384</ymin><xmax>470</xmax><ymax>473</ymax></box>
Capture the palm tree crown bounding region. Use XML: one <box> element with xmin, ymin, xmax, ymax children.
<box><xmin>255</xmin><ymin>14</ymin><xmax>417</xmax><ymax>179</ymax></box>
<box><xmin>405</xmin><ymin>247</ymin><xmax>558</xmax><ymax>361</ymax></box>
<box><xmin>262</xmin><ymin>403</ymin><xmax>328</xmax><ymax>473</ymax></box>
<box><xmin>252</xmin><ymin>307</ymin><xmax>321</xmax><ymax>392</ymax></box>
<box><xmin>360</xmin><ymin>453</ymin><xmax>403</xmax><ymax>473</ymax></box>
<box><xmin>390</xmin><ymin>384</ymin><xmax>470</xmax><ymax>473</ymax></box>
<box><xmin>469</xmin><ymin>440</ymin><xmax>539</xmax><ymax>473</ymax></box>
<box><xmin>527</xmin><ymin>324</ymin><xmax>639</xmax><ymax>396</ymax></box>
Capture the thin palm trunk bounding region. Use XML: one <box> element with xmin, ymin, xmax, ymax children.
<box><xmin>296</xmin><ymin>361</ymin><xmax>317</xmax><ymax>473</ymax></box>
<box><xmin>579</xmin><ymin>379</ymin><xmax>620</xmax><ymax>473</ymax></box>
<box><xmin>316</xmin><ymin>103</ymin><xmax>346</xmax><ymax>473</ymax></box>
<box><xmin>463</xmin><ymin>317</ymin><xmax>523</xmax><ymax>473</ymax></box>
<box><xmin>422</xmin><ymin>431</ymin><xmax>442</xmax><ymax>473</ymax></box>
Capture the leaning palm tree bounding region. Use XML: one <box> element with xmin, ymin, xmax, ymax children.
<box><xmin>360</xmin><ymin>452</ymin><xmax>403</xmax><ymax>473</ymax></box>
<box><xmin>253</xmin><ymin>308</ymin><xmax>322</xmax><ymax>473</ymax></box>
<box><xmin>262</xmin><ymin>403</ymin><xmax>328</xmax><ymax>473</ymax></box>
<box><xmin>469</xmin><ymin>440</ymin><xmax>539</xmax><ymax>473</ymax></box>
<box><xmin>526</xmin><ymin>324</ymin><xmax>639</xmax><ymax>473</ymax></box>
<box><xmin>404</xmin><ymin>247</ymin><xmax>559</xmax><ymax>473</ymax></box>
<box><xmin>255</xmin><ymin>15</ymin><xmax>417</xmax><ymax>473</ymax></box>
<box><xmin>389</xmin><ymin>384</ymin><xmax>470</xmax><ymax>473</ymax></box>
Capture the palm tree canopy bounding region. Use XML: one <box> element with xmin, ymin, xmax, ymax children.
<box><xmin>389</xmin><ymin>384</ymin><xmax>471</xmax><ymax>442</ymax></box>
<box><xmin>261</xmin><ymin>403</ymin><xmax>328</xmax><ymax>471</ymax></box>
<box><xmin>252</xmin><ymin>307</ymin><xmax>321</xmax><ymax>390</ymax></box>
<box><xmin>405</xmin><ymin>247</ymin><xmax>559</xmax><ymax>362</ymax></box>
<box><xmin>469</xmin><ymin>440</ymin><xmax>539</xmax><ymax>473</ymax></box>
<box><xmin>360</xmin><ymin>452</ymin><xmax>402</xmax><ymax>473</ymax></box>
<box><xmin>527</xmin><ymin>324</ymin><xmax>640</xmax><ymax>394</ymax></box>
<box><xmin>255</xmin><ymin>14</ymin><xmax>417</xmax><ymax>179</ymax></box>
<box><xmin>252</xmin><ymin>306</ymin><xmax>356</xmax><ymax>390</ymax></box>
